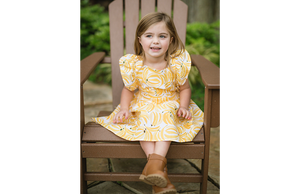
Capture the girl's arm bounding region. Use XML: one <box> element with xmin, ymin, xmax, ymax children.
<box><xmin>177</xmin><ymin>80</ymin><xmax>192</xmax><ymax>120</ymax></box>
<box><xmin>113</xmin><ymin>86</ymin><xmax>134</xmax><ymax>123</ymax></box>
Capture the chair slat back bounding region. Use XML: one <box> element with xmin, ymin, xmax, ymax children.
<box><xmin>141</xmin><ymin>0</ymin><xmax>155</xmax><ymax>18</ymax></box>
<box><xmin>109</xmin><ymin>0</ymin><xmax>124</xmax><ymax>109</ymax></box>
<box><xmin>125</xmin><ymin>0</ymin><xmax>139</xmax><ymax>55</ymax></box>
<box><xmin>110</xmin><ymin>0</ymin><xmax>188</xmax><ymax>108</ymax></box>
<box><xmin>157</xmin><ymin>0</ymin><xmax>172</xmax><ymax>16</ymax></box>
<box><xmin>173</xmin><ymin>0</ymin><xmax>188</xmax><ymax>45</ymax></box>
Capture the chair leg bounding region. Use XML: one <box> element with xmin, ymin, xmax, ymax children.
<box><xmin>81</xmin><ymin>158</ymin><xmax>87</xmax><ymax>194</ymax></box>
<box><xmin>200</xmin><ymin>156</ymin><xmax>209</xmax><ymax>194</ymax></box>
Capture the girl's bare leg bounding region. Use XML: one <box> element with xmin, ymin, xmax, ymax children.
<box><xmin>154</xmin><ymin>141</ymin><xmax>171</xmax><ymax>157</ymax></box>
<box><xmin>140</xmin><ymin>141</ymin><xmax>171</xmax><ymax>157</ymax></box>
<box><xmin>140</xmin><ymin>141</ymin><xmax>155</xmax><ymax>157</ymax></box>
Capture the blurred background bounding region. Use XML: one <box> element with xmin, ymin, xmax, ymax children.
<box><xmin>80</xmin><ymin>0</ymin><xmax>220</xmax><ymax>110</ymax></box>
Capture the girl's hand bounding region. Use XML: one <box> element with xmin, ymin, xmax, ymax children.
<box><xmin>113</xmin><ymin>109</ymin><xmax>129</xmax><ymax>123</ymax></box>
<box><xmin>177</xmin><ymin>106</ymin><xmax>192</xmax><ymax>120</ymax></box>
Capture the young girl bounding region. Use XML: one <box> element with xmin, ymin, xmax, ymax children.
<box><xmin>93</xmin><ymin>12</ymin><xmax>204</xmax><ymax>194</ymax></box>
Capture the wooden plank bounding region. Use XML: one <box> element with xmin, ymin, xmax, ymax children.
<box><xmin>157</xmin><ymin>0</ymin><xmax>172</xmax><ymax>16</ymax></box>
<box><xmin>191</xmin><ymin>54</ymin><xmax>220</xmax><ymax>89</ymax></box>
<box><xmin>211</xmin><ymin>89</ymin><xmax>220</xmax><ymax>127</ymax></box>
<box><xmin>109</xmin><ymin>0</ymin><xmax>124</xmax><ymax>109</ymax></box>
<box><xmin>83</xmin><ymin>122</ymin><xmax>204</xmax><ymax>142</ymax></box>
<box><xmin>77</xmin><ymin>85</ymin><xmax>87</xmax><ymax>194</ymax></box>
<box><xmin>81</xmin><ymin>143</ymin><xmax>205</xmax><ymax>159</ymax></box>
<box><xmin>125</xmin><ymin>0</ymin><xmax>139</xmax><ymax>54</ymax></box>
<box><xmin>195</xmin><ymin>127</ymin><xmax>205</xmax><ymax>142</ymax></box>
<box><xmin>80</xmin><ymin>87</ymin><xmax>85</xmax><ymax>139</ymax></box>
<box><xmin>201</xmin><ymin>87</ymin><xmax>212</xmax><ymax>194</ymax></box>
<box><xmin>80</xmin><ymin>52</ymin><xmax>105</xmax><ymax>85</ymax></box>
<box><xmin>82</xmin><ymin>143</ymin><xmax>145</xmax><ymax>158</ymax></box>
<box><xmin>82</xmin><ymin>123</ymin><xmax>128</xmax><ymax>142</ymax></box>
<box><xmin>173</xmin><ymin>0</ymin><xmax>188</xmax><ymax>45</ymax></box>
<box><xmin>141</xmin><ymin>0</ymin><xmax>155</xmax><ymax>18</ymax></box>
<box><xmin>167</xmin><ymin>144</ymin><xmax>205</xmax><ymax>159</ymax></box>
<box><xmin>84</xmin><ymin>172</ymin><xmax>203</xmax><ymax>183</ymax></box>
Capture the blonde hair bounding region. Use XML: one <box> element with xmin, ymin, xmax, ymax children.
<box><xmin>134</xmin><ymin>12</ymin><xmax>185</xmax><ymax>64</ymax></box>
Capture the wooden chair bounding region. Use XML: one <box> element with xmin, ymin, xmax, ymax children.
<box><xmin>80</xmin><ymin>0</ymin><xmax>220</xmax><ymax>193</ymax></box>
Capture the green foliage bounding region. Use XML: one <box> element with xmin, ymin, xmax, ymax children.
<box><xmin>81</xmin><ymin>2</ymin><xmax>110</xmax><ymax>60</ymax></box>
<box><xmin>185</xmin><ymin>21</ymin><xmax>220</xmax><ymax>110</ymax></box>
<box><xmin>186</xmin><ymin>22</ymin><xmax>219</xmax><ymax>45</ymax></box>
<box><xmin>88</xmin><ymin>63</ymin><xmax>112</xmax><ymax>85</ymax></box>
<box><xmin>185</xmin><ymin>21</ymin><xmax>220</xmax><ymax>67</ymax></box>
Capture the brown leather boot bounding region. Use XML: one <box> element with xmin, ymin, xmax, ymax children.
<box><xmin>152</xmin><ymin>167</ymin><xmax>177</xmax><ymax>194</ymax></box>
<box><xmin>139</xmin><ymin>153</ymin><xmax>168</xmax><ymax>188</ymax></box>
<box><xmin>139</xmin><ymin>155</ymin><xmax>154</xmax><ymax>185</ymax></box>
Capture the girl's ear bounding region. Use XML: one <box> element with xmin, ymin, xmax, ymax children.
<box><xmin>170</xmin><ymin>37</ymin><xmax>173</xmax><ymax>44</ymax></box>
<box><xmin>138</xmin><ymin>37</ymin><xmax>141</xmax><ymax>44</ymax></box>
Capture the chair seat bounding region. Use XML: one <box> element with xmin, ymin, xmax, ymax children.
<box><xmin>81</xmin><ymin>111</ymin><xmax>205</xmax><ymax>159</ymax></box>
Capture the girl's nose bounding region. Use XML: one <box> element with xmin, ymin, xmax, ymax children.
<box><xmin>153</xmin><ymin>36</ymin><xmax>159</xmax><ymax>44</ymax></box>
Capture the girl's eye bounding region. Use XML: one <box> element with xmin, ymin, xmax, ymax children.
<box><xmin>146</xmin><ymin>35</ymin><xmax>152</xmax><ymax>38</ymax></box>
<box><xmin>160</xmin><ymin>35</ymin><xmax>166</xmax><ymax>38</ymax></box>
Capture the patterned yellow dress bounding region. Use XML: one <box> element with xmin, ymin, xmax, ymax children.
<box><xmin>92</xmin><ymin>50</ymin><xmax>204</xmax><ymax>142</ymax></box>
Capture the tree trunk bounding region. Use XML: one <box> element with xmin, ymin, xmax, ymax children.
<box><xmin>181</xmin><ymin>0</ymin><xmax>219</xmax><ymax>23</ymax></box>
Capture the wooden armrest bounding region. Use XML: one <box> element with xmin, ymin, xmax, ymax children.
<box><xmin>80</xmin><ymin>52</ymin><xmax>106</xmax><ymax>85</ymax></box>
<box><xmin>191</xmin><ymin>54</ymin><xmax>220</xmax><ymax>89</ymax></box>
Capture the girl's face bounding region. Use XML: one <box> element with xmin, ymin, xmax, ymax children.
<box><xmin>139</xmin><ymin>21</ymin><xmax>172</xmax><ymax>62</ymax></box>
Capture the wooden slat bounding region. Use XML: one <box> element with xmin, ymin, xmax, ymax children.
<box><xmin>125</xmin><ymin>0</ymin><xmax>139</xmax><ymax>54</ymax></box>
<box><xmin>84</xmin><ymin>172</ymin><xmax>202</xmax><ymax>183</ymax></box>
<box><xmin>211</xmin><ymin>89</ymin><xmax>220</xmax><ymax>127</ymax></box>
<box><xmin>191</xmin><ymin>54</ymin><xmax>220</xmax><ymax>89</ymax></box>
<box><xmin>82</xmin><ymin>143</ymin><xmax>145</xmax><ymax>158</ymax></box>
<box><xmin>195</xmin><ymin>127</ymin><xmax>205</xmax><ymax>142</ymax></box>
<box><xmin>167</xmin><ymin>144</ymin><xmax>204</xmax><ymax>159</ymax></box>
<box><xmin>80</xmin><ymin>86</ymin><xmax>87</xmax><ymax>194</ymax></box>
<box><xmin>83</xmin><ymin>122</ymin><xmax>204</xmax><ymax>143</ymax></box>
<box><xmin>201</xmin><ymin>87</ymin><xmax>212</xmax><ymax>194</ymax></box>
<box><xmin>80</xmin><ymin>52</ymin><xmax>105</xmax><ymax>85</ymax></box>
<box><xmin>141</xmin><ymin>0</ymin><xmax>155</xmax><ymax>18</ymax></box>
<box><xmin>82</xmin><ymin>123</ymin><xmax>127</xmax><ymax>142</ymax></box>
<box><xmin>173</xmin><ymin>0</ymin><xmax>188</xmax><ymax>45</ymax></box>
<box><xmin>82</xmin><ymin>143</ymin><xmax>205</xmax><ymax>159</ymax></box>
<box><xmin>109</xmin><ymin>0</ymin><xmax>124</xmax><ymax>109</ymax></box>
<box><xmin>157</xmin><ymin>0</ymin><xmax>172</xmax><ymax>16</ymax></box>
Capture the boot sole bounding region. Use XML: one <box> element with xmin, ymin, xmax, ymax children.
<box><xmin>152</xmin><ymin>189</ymin><xmax>177</xmax><ymax>194</ymax></box>
<box><xmin>139</xmin><ymin>174</ymin><xmax>155</xmax><ymax>185</ymax></box>
<box><xmin>145</xmin><ymin>174</ymin><xmax>168</xmax><ymax>188</ymax></box>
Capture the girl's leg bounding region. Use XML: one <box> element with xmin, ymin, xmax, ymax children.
<box><xmin>154</xmin><ymin>141</ymin><xmax>171</xmax><ymax>157</ymax></box>
<box><xmin>140</xmin><ymin>141</ymin><xmax>155</xmax><ymax>157</ymax></box>
<box><xmin>139</xmin><ymin>141</ymin><xmax>172</xmax><ymax>188</ymax></box>
<box><xmin>140</xmin><ymin>141</ymin><xmax>171</xmax><ymax>157</ymax></box>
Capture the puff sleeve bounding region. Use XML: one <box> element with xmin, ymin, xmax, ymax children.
<box><xmin>119</xmin><ymin>54</ymin><xmax>139</xmax><ymax>91</ymax></box>
<box><xmin>172</xmin><ymin>49</ymin><xmax>191</xmax><ymax>86</ymax></box>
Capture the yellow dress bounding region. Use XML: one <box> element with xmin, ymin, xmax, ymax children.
<box><xmin>92</xmin><ymin>50</ymin><xmax>204</xmax><ymax>142</ymax></box>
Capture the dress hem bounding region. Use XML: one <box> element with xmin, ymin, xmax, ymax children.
<box><xmin>92</xmin><ymin>120</ymin><xmax>198</xmax><ymax>143</ymax></box>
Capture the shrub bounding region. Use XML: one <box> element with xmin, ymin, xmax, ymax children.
<box><xmin>185</xmin><ymin>21</ymin><xmax>220</xmax><ymax>66</ymax></box>
<box><xmin>81</xmin><ymin>2</ymin><xmax>110</xmax><ymax>60</ymax></box>
<box><xmin>185</xmin><ymin>21</ymin><xmax>220</xmax><ymax>110</ymax></box>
